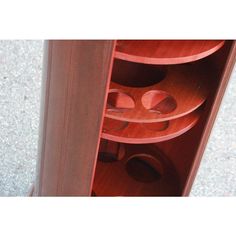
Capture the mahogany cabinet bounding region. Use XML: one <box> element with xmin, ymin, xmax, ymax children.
<box><xmin>32</xmin><ymin>40</ymin><xmax>236</xmax><ymax>196</ymax></box>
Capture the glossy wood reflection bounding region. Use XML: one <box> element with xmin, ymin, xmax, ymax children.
<box><xmin>116</xmin><ymin>40</ymin><xmax>225</xmax><ymax>64</ymax></box>
<box><xmin>106</xmin><ymin>60</ymin><xmax>209</xmax><ymax>123</ymax></box>
<box><xmin>34</xmin><ymin>40</ymin><xmax>236</xmax><ymax>197</ymax></box>
<box><xmin>93</xmin><ymin>144</ymin><xmax>180</xmax><ymax>196</ymax></box>
<box><xmin>102</xmin><ymin>109</ymin><xmax>201</xmax><ymax>144</ymax></box>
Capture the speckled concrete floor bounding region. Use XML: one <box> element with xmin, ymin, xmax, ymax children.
<box><xmin>0</xmin><ymin>40</ymin><xmax>235</xmax><ymax>196</ymax></box>
<box><xmin>0</xmin><ymin>40</ymin><xmax>43</xmax><ymax>196</ymax></box>
<box><xmin>191</xmin><ymin>65</ymin><xmax>236</xmax><ymax>196</ymax></box>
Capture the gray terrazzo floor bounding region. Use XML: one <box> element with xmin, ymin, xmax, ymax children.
<box><xmin>0</xmin><ymin>40</ymin><xmax>235</xmax><ymax>196</ymax></box>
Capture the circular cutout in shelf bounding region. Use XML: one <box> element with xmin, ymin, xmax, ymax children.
<box><xmin>126</xmin><ymin>154</ymin><xmax>163</xmax><ymax>183</ymax></box>
<box><xmin>106</xmin><ymin>90</ymin><xmax>135</xmax><ymax>112</ymax></box>
<box><xmin>107</xmin><ymin>63</ymin><xmax>208</xmax><ymax>123</ymax></box>
<box><xmin>93</xmin><ymin>144</ymin><xmax>181</xmax><ymax>196</ymax></box>
<box><xmin>112</xmin><ymin>59</ymin><xmax>167</xmax><ymax>87</ymax></box>
<box><xmin>141</xmin><ymin>90</ymin><xmax>177</xmax><ymax>114</ymax></box>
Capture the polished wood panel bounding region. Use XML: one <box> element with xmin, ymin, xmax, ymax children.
<box><xmin>183</xmin><ymin>41</ymin><xmax>236</xmax><ymax>195</ymax></box>
<box><xmin>153</xmin><ymin>41</ymin><xmax>236</xmax><ymax>193</ymax></box>
<box><xmin>33</xmin><ymin>40</ymin><xmax>236</xmax><ymax>197</ymax></box>
<box><xmin>102</xmin><ymin>108</ymin><xmax>201</xmax><ymax>143</ymax></box>
<box><xmin>93</xmin><ymin>144</ymin><xmax>180</xmax><ymax>196</ymax></box>
<box><xmin>106</xmin><ymin>61</ymin><xmax>209</xmax><ymax>123</ymax></box>
<box><xmin>35</xmin><ymin>40</ymin><xmax>115</xmax><ymax>196</ymax></box>
<box><xmin>115</xmin><ymin>40</ymin><xmax>225</xmax><ymax>65</ymax></box>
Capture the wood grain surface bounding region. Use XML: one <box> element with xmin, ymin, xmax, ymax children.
<box><xmin>115</xmin><ymin>40</ymin><xmax>225</xmax><ymax>64</ymax></box>
<box><xmin>151</xmin><ymin>41</ymin><xmax>236</xmax><ymax>195</ymax></box>
<box><xmin>33</xmin><ymin>40</ymin><xmax>236</xmax><ymax>197</ymax></box>
<box><xmin>106</xmin><ymin>60</ymin><xmax>209</xmax><ymax>123</ymax></box>
<box><xmin>93</xmin><ymin>144</ymin><xmax>180</xmax><ymax>196</ymax></box>
<box><xmin>102</xmin><ymin>108</ymin><xmax>201</xmax><ymax>143</ymax></box>
<box><xmin>35</xmin><ymin>40</ymin><xmax>115</xmax><ymax>196</ymax></box>
<box><xmin>183</xmin><ymin>41</ymin><xmax>236</xmax><ymax>195</ymax></box>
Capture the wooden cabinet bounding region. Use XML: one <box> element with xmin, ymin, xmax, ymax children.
<box><xmin>33</xmin><ymin>40</ymin><xmax>236</xmax><ymax>196</ymax></box>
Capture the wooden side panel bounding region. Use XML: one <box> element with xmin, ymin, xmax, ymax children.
<box><xmin>154</xmin><ymin>41</ymin><xmax>236</xmax><ymax>194</ymax></box>
<box><xmin>182</xmin><ymin>41</ymin><xmax>236</xmax><ymax>195</ymax></box>
<box><xmin>35</xmin><ymin>40</ymin><xmax>115</xmax><ymax>196</ymax></box>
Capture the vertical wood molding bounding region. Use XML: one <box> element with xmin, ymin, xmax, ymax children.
<box><xmin>35</xmin><ymin>40</ymin><xmax>115</xmax><ymax>196</ymax></box>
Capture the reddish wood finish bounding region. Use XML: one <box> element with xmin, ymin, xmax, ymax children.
<box><xmin>93</xmin><ymin>143</ymin><xmax>180</xmax><ymax>196</ymax></box>
<box><xmin>35</xmin><ymin>40</ymin><xmax>115</xmax><ymax>196</ymax></box>
<box><xmin>183</xmin><ymin>41</ymin><xmax>236</xmax><ymax>195</ymax></box>
<box><xmin>153</xmin><ymin>41</ymin><xmax>236</xmax><ymax>193</ymax></box>
<box><xmin>98</xmin><ymin>139</ymin><xmax>126</xmax><ymax>161</ymax></box>
<box><xmin>115</xmin><ymin>40</ymin><xmax>225</xmax><ymax>65</ymax></box>
<box><xmin>102</xmin><ymin>108</ymin><xmax>201</xmax><ymax>144</ymax></box>
<box><xmin>96</xmin><ymin>40</ymin><xmax>236</xmax><ymax>196</ymax></box>
<box><xmin>106</xmin><ymin>61</ymin><xmax>209</xmax><ymax>123</ymax></box>
<box><xmin>34</xmin><ymin>40</ymin><xmax>236</xmax><ymax>197</ymax></box>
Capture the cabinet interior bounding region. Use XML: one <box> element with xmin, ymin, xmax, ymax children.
<box><xmin>91</xmin><ymin>40</ymin><xmax>233</xmax><ymax>196</ymax></box>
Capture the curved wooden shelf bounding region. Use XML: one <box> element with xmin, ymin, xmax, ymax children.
<box><xmin>106</xmin><ymin>62</ymin><xmax>208</xmax><ymax>123</ymax></box>
<box><xmin>93</xmin><ymin>144</ymin><xmax>180</xmax><ymax>196</ymax></box>
<box><xmin>115</xmin><ymin>40</ymin><xmax>225</xmax><ymax>65</ymax></box>
<box><xmin>102</xmin><ymin>108</ymin><xmax>201</xmax><ymax>144</ymax></box>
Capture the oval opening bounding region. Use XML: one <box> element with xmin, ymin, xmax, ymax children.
<box><xmin>142</xmin><ymin>90</ymin><xmax>177</xmax><ymax>114</ymax></box>
<box><xmin>126</xmin><ymin>154</ymin><xmax>163</xmax><ymax>183</ymax></box>
<box><xmin>106</xmin><ymin>90</ymin><xmax>135</xmax><ymax>112</ymax></box>
<box><xmin>112</xmin><ymin>59</ymin><xmax>167</xmax><ymax>87</ymax></box>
